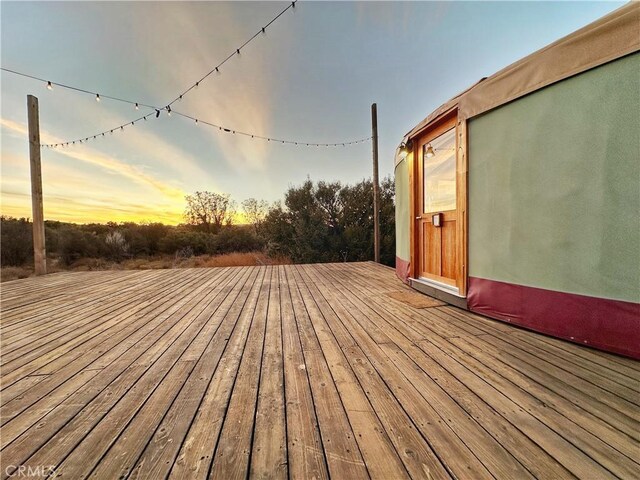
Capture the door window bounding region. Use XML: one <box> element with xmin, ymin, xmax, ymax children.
<box><xmin>423</xmin><ymin>128</ymin><xmax>456</xmax><ymax>213</ymax></box>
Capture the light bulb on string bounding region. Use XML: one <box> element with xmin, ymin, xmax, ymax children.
<box><xmin>46</xmin><ymin>81</ymin><xmax>52</xmax><ymax>90</ymax></box>
<box><xmin>96</xmin><ymin>94</ymin><xmax>100</xmax><ymax>102</ymax></box>
<box><xmin>135</xmin><ymin>103</ymin><xmax>139</xmax><ymax>110</ymax></box>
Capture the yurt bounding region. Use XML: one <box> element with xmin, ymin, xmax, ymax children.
<box><xmin>394</xmin><ymin>3</ymin><xmax>639</xmax><ymax>358</ymax></box>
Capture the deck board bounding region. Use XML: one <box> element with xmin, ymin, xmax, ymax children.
<box><xmin>1</xmin><ymin>262</ymin><xmax>638</xmax><ymax>479</ymax></box>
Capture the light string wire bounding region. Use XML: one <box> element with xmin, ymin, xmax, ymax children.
<box><xmin>0</xmin><ymin>67</ymin><xmax>160</xmax><ymax>110</ymax></box>
<box><xmin>3</xmin><ymin>1</ymin><xmax>297</xmax><ymax>115</ymax></box>
<box><xmin>172</xmin><ymin>110</ymin><xmax>372</xmax><ymax>147</ymax></box>
<box><xmin>3</xmin><ymin>1</ymin><xmax>328</xmax><ymax>148</ymax></box>
<box><xmin>166</xmin><ymin>1</ymin><xmax>296</xmax><ymax>107</ymax></box>
<box><xmin>39</xmin><ymin>113</ymin><xmax>155</xmax><ymax>148</ymax></box>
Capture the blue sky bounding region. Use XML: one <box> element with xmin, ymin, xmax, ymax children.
<box><xmin>1</xmin><ymin>1</ymin><xmax>624</xmax><ymax>223</ymax></box>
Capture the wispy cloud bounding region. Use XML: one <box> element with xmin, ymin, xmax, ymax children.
<box><xmin>132</xmin><ymin>2</ymin><xmax>280</xmax><ymax>172</ymax></box>
<box><xmin>1</xmin><ymin>117</ymin><xmax>189</xmax><ymax>223</ymax></box>
<box><xmin>1</xmin><ymin>117</ymin><xmax>185</xmax><ymax>199</ymax></box>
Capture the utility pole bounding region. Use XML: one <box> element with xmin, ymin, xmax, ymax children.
<box><xmin>371</xmin><ymin>103</ymin><xmax>380</xmax><ymax>263</ymax></box>
<box><xmin>27</xmin><ymin>95</ymin><xmax>46</xmax><ymax>275</ymax></box>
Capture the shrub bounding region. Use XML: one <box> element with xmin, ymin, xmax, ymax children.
<box><xmin>59</xmin><ymin>229</ymin><xmax>103</xmax><ymax>265</ymax></box>
<box><xmin>210</xmin><ymin>227</ymin><xmax>264</xmax><ymax>255</ymax></box>
<box><xmin>0</xmin><ymin>217</ymin><xmax>33</xmax><ymax>266</ymax></box>
<box><xmin>104</xmin><ymin>231</ymin><xmax>129</xmax><ymax>260</ymax></box>
<box><xmin>159</xmin><ymin>230</ymin><xmax>212</xmax><ymax>256</ymax></box>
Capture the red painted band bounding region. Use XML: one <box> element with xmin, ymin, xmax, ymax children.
<box><xmin>395</xmin><ymin>256</ymin><xmax>410</xmax><ymax>284</ymax></box>
<box><xmin>468</xmin><ymin>277</ymin><xmax>640</xmax><ymax>359</ymax></box>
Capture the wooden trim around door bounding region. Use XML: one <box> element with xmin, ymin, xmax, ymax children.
<box><xmin>408</xmin><ymin>109</ymin><xmax>468</xmax><ymax>297</ymax></box>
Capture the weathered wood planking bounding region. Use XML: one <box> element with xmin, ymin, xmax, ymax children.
<box><xmin>1</xmin><ymin>263</ymin><xmax>638</xmax><ymax>479</ymax></box>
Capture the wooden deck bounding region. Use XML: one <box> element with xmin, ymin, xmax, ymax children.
<box><xmin>1</xmin><ymin>262</ymin><xmax>638</xmax><ymax>479</ymax></box>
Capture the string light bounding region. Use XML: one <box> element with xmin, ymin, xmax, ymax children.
<box><xmin>1</xmin><ymin>67</ymin><xmax>159</xmax><ymax>110</ymax></box>
<box><xmin>40</xmin><ymin>113</ymin><xmax>151</xmax><ymax>147</ymax></box>
<box><xmin>2</xmin><ymin>2</ymin><xmax>297</xmax><ymax>114</ymax></box>
<box><xmin>172</xmin><ymin>110</ymin><xmax>371</xmax><ymax>148</ymax></box>
<box><xmin>166</xmin><ymin>1</ymin><xmax>296</xmax><ymax>107</ymax></box>
<box><xmin>3</xmin><ymin>1</ymin><xmax>298</xmax><ymax>145</ymax></box>
<box><xmin>41</xmin><ymin>107</ymin><xmax>370</xmax><ymax>149</ymax></box>
<box><xmin>10</xmin><ymin>2</ymin><xmax>367</xmax><ymax>150</ymax></box>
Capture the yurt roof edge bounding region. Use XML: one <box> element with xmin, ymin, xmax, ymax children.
<box><xmin>401</xmin><ymin>2</ymin><xmax>639</xmax><ymax>146</ymax></box>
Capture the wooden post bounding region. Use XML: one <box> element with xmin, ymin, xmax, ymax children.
<box><xmin>371</xmin><ymin>103</ymin><xmax>380</xmax><ymax>263</ymax></box>
<box><xmin>27</xmin><ymin>95</ymin><xmax>46</xmax><ymax>275</ymax></box>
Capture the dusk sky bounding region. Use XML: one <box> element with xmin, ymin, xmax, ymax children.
<box><xmin>1</xmin><ymin>1</ymin><xmax>624</xmax><ymax>224</ymax></box>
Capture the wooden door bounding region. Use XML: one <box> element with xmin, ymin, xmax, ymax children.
<box><xmin>416</xmin><ymin>118</ymin><xmax>458</xmax><ymax>288</ymax></box>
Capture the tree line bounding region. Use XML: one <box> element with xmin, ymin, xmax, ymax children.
<box><xmin>1</xmin><ymin>176</ymin><xmax>395</xmax><ymax>269</ymax></box>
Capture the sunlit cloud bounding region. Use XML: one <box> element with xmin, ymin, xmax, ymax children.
<box><xmin>1</xmin><ymin>190</ymin><xmax>184</xmax><ymax>224</ymax></box>
<box><xmin>1</xmin><ymin>117</ymin><xmax>185</xmax><ymax>198</ymax></box>
<box><xmin>1</xmin><ymin>118</ymin><xmax>189</xmax><ymax>223</ymax></box>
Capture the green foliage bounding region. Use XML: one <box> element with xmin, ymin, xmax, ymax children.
<box><xmin>0</xmin><ymin>177</ymin><xmax>396</xmax><ymax>268</ymax></box>
<box><xmin>59</xmin><ymin>229</ymin><xmax>103</xmax><ymax>265</ymax></box>
<box><xmin>262</xmin><ymin>177</ymin><xmax>395</xmax><ymax>266</ymax></box>
<box><xmin>210</xmin><ymin>226</ymin><xmax>264</xmax><ymax>254</ymax></box>
<box><xmin>158</xmin><ymin>230</ymin><xmax>213</xmax><ymax>256</ymax></box>
<box><xmin>1</xmin><ymin>217</ymin><xmax>33</xmax><ymax>266</ymax></box>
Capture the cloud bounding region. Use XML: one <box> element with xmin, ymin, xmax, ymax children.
<box><xmin>1</xmin><ymin>118</ymin><xmax>190</xmax><ymax>223</ymax></box>
<box><xmin>131</xmin><ymin>2</ymin><xmax>282</xmax><ymax>172</ymax></box>
<box><xmin>1</xmin><ymin>117</ymin><xmax>185</xmax><ymax>199</ymax></box>
<box><xmin>1</xmin><ymin>189</ymin><xmax>184</xmax><ymax>224</ymax></box>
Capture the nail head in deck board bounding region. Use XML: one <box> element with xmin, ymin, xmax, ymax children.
<box><xmin>278</xmin><ymin>266</ymin><xmax>330</xmax><ymax>480</ymax></box>
<box><xmin>168</xmin><ymin>268</ymin><xmax>263</xmax><ymax>480</ymax></box>
<box><xmin>300</xmin><ymin>264</ymin><xmax>494</xmax><ymax>479</ymax></box>
<box><xmin>0</xmin><ymin>269</ymin><xmax>235</xmax><ymax>460</ymax></box>
<box><xmin>1</xmin><ymin>263</ymin><xmax>637</xmax><ymax>479</ymax></box>
<box><xmin>286</xmin><ymin>267</ymin><xmax>369</xmax><ymax>479</ymax></box>
<box><xmin>250</xmin><ymin>267</ymin><xmax>287</xmax><ymax>480</ymax></box>
<box><xmin>88</xmin><ymin>269</ymin><xmax>259</xmax><ymax>480</ymax></box>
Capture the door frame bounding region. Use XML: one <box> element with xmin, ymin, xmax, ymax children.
<box><xmin>409</xmin><ymin>108</ymin><xmax>468</xmax><ymax>297</ymax></box>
